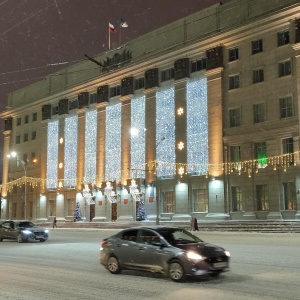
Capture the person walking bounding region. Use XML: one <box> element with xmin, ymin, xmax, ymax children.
<box><xmin>53</xmin><ymin>216</ymin><xmax>57</xmax><ymax>229</ymax></box>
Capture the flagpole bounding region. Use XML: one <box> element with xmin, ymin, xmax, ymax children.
<box><xmin>108</xmin><ymin>25</ymin><xmax>110</xmax><ymax>50</ymax></box>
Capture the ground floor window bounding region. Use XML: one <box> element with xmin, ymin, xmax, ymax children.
<box><xmin>163</xmin><ymin>191</ymin><xmax>175</xmax><ymax>213</ymax></box>
<box><xmin>49</xmin><ymin>200</ymin><xmax>56</xmax><ymax>216</ymax></box>
<box><xmin>12</xmin><ymin>203</ymin><xmax>17</xmax><ymax>219</ymax></box>
<box><xmin>67</xmin><ymin>199</ymin><xmax>76</xmax><ymax>215</ymax></box>
<box><xmin>193</xmin><ymin>189</ymin><xmax>208</xmax><ymax>212</ymax></box>
<box><xmin>256</xmin><ymin>185</ymin><xmax>269</xmax><ymax>211</ymax></box>
<box><xmin>29</xmin><ymin>202</ymin><xmax>33</xmax><ymax>218</ymax></box>
<box><xmin>283</xmin><ymin>182</ymin><xmax>296</xmax><ymax>210</ymax></box>
<box><xmin>231</xmin><ymin>186</ymin><xmax>243</xmax><ymax>211</ymax></box>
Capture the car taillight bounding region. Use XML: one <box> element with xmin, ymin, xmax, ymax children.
<box><xmin>100</xmin><ymin>240</ymin><xmax>108</xmax><ymax>246</ymax></box>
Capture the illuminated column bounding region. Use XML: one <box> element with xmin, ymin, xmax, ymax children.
<box><xmin>57</xmin><ymin>116</ymin><xmax>65</xmax><ymax>218</ymax></box>
<box><xmin>1</xmin><ymin>130</ymin><xmax>12</xmax><ymax>219</ymax></box>
<box><xmin>206</xmin><ymin>67</ymin><xmax>225</xmax><ymax>214</ymax></box>
<box><xmin>144</xmin><ymin>88</ymin><xmax>157</xmax><ymax>183</ymax></box>
<box><xmin>77</xmin><ymin>109</ymin><xmax>85</xmax><ymax>189</ymax></box>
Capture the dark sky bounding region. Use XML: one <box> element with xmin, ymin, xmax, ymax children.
<box><xmin>0</xmin><ymin>0</ymin><xmax>228</xmax><ymax>180</ymax></box>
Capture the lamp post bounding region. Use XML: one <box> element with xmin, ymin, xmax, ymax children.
<box><xmin>7</xmin><ymin>152</ymin><xmax>37</xmax><ymax>220</ymax></box>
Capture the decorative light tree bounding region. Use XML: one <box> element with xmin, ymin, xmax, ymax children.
<box><xmin>73</xmin><ymin>202</ymin><xmax>82</xmax><ymax>222</ymax></box>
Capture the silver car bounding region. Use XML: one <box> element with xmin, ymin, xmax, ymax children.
<box><xmin>100</xmin><ymin>226</ymin><xmax>230</xmax><ymax>282</ymax></box>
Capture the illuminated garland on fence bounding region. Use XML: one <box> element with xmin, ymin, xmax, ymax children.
<box><xmin>0</xmin><ymin>150</ymin><xmax>299</xmax><ymax>192</ymax></box>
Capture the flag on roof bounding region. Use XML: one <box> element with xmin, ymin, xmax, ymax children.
<box><xmin>109</xmin><ymin>22</ymin><xmax>116</xmax><ymax>32</ymax></box>
<box><xmin>119</xmin><ymin>18</ymin><xmax>128</xmax><ymax>28</ymax></box>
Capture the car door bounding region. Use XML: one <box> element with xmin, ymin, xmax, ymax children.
<box><xmin>134</xmin><ymin>229</ymin><xmax>170</xmax><ymax>272</ymax></box>
<box><xmin>0</xmin><ymin>221</ymin><xmax>14</xmax><ymax>239</ymax></box>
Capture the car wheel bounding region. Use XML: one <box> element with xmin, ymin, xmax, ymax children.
<box><xmin>17</xmin><ymin>234</ymin><xmax>24</xmax><ymax>243</ymax></box>
<box><xmin>39</xmin><ymin>238</ymin><xmax>47</xmax><ymax>242</ymax></box>
<box><xmin>107</xmin><ymin>256</ymin><xmax>121</xmax><ymax>274</ymax></box>
<box><xmin>211</xmin><ymin>271</ymin><xmax>221</xmax><ymax>277</ymax></box>
<box><xmin>168</xmin><ymin>260</ymin><xmax>185</xmax><ymax>282</ymax></box>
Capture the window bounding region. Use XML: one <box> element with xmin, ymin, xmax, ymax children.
<box><xmin>109</xmin><ymin>85</ymin><xmax>121</xmax><ymax>98</ymax></box>
<box><xmin>283</xmin><ymin>182</ymin><xmax>296</xmax><ymax>210</ymax></box>
<box><xmin>31</xmin><ymin>131</ymin><xmax>36</xmax><ymax>140</ymax></box>
<box><xmin>49</xmin><ymin>200</ymin><xmax>56</xmax><ymax>216</ymax></box>
<box><xmin>161</xmin><ymin>68</ymin><xmax>174</xmax><ymax>82</ymax></box>
<box><xmin>253</xmin><ymin>103</ymin><xmax>265</xmax><ymax>123</ymax></box>
<box><xmin>256</xmin><ymin>185</ymin><xmax>269</xmax><ymax>211</ymax></box>
<box><xmin>69</xmin><ymin>100</ymin><xmax>78</xmax><ymax>110</ymax></box>
<box><xmin>52</xmin><ymin>106</ymin><xmax>58</xmax><ymax>115</ymax></box>
<box><xmin>139</xmin><ymin>229</ymin><xmax>161</xmax><ymax>244</ymax></box>
<box><xmin>16</xmin><ymin>135</ymin><xmax>20</xmax><ymax>144</ymax></box>
<box><xmin>252</xmin><ymin>39</ymin><xmax>263</xmax><ymax>54</ymax></box>
<box><xmin>282</xmin><ymin>137</ymin><xmax>294</xmax><ymax>165</ymax></box>
<box><xmin>279</xmin><ymin>96</ymin><xmax>293</xmax><ymax>118</ymax></box>
<box><xmin>32</xmin><ymin>112</ymin><xmax>37</xmax><ymax>122</ymax></box>
<box><xmin>252</xmin><ymin>69</ymin><xmax>264</xmax><ymax>83</ymax></box>
<box><xmin>119</xmin><ymin>229</ymin><xmax>138</xmax><ymax>242</ymax></box>
<box><xmin>229</xmin><ymin>108</ymin><xmax>240</xmax><ymax>127</ymax></box>
<box><xmin>231</xmin><ymin>186</ymin><xmax>243</xmax><ymax>211</ymax></box>
<box><xmin>278</xmin><ymin>60</ymin><xmax>291</xmax><ymax>77</ymax></box>
<box><xmin>228</xmin><ymin>47</ymin><xmax>239</xmax><ymax>62</ymax></box>
<box><xmin>255</xmin><ymin>142</ymin><xmax>267</xmax><ymax>168</ymax></box>
<box><xmin>24</xmin><ymin>133</ymin><xmax>28</xmax><ymax>142</ymax></box>
<box><xmin>193</xmin><ymin>189</ymin><xmax>208</xmax><ymax>212</ymax></box>
<box><xmin>277</xmin><ymin>30</ymin><xmax>290</xmax><ymax>46</ymax></box>
<box><xmin>90</xmin><ymin>93</ymin><xmax>97</xmax><ymax>104</ymax></box>
<box><xmin>229</xmin><ymin>75</ymin><xmax>239</xmax><ymax>89</ymax></box>
<box><xmin>31</xmin><ymin>152</ymin><xmax>36</xmax><ymax>161</ymax></box>
<box><xmin>230</xmin><ymin>146</ymin><xmax>241</xmax><ymax>162</ymax></box>
<box><xmin>17</xmin><ymin>117</ymin><xmax>21</xmax><ymax>126</ymax></box>
<box><xmin>134</xmin><ymin>77</ymin><xmax>145</xmax><ymax>90</ymax></box>
<box><xmin>191</xmin><ymin>58</ymin><xmax>207</xmax><ymax>72</ymax></box>
<box><xmin>163</xmin><ymin>191</ymin><xmax>175</xmax><ymax>213</ymax></box>
<box><xmin>24</xmin><ymin>115</ymin><xmax>29</xmax><ymax>124</ymax></box>
<box><xmin>23</xmin><ymin>153</ymin><xmax>28</xmax><ymax>163</ymax></box>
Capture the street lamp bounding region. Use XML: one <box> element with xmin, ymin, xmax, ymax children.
<box><xmin>7</xmin><ymin>152</ymin><xmax>37</xmax><ymax>220</ymax></box>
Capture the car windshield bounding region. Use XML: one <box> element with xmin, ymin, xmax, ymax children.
<box><xmin>157</xmin><ymin>228</ymin><xmax>202</xmax><ymax>244</ymax></box>
<box><xmin>18</xmin><ymin>221</ymin><xmax>36</xmax><ymax>228</ymax></box>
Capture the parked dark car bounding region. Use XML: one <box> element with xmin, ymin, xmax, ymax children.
<box><xmin>100</xmin><ymin>226</ymin><xmax>230</xmax><ymax>282</ymax></box>
<box><xmin>0</xmin><ymin>220</ymin><xmax>49</xmax><ymax>243</ymax></box>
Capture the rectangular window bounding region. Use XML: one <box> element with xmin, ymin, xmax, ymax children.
<box><xmin>49</xmin><ymin>200</ymin><xmax>56</xmax><ymax>216</ymax></box>
<box><xmin>17</xmin><ymin>117</ymin><xmax>21</xmax><ymax>126</ymax></box>
<box><xmin>23</xmin><ymin>153</ymin><xmax>28</xmax><ymax>163</ymax></box>
<box><xmin>255</xmin><ymin>142</ymin><xmax>267</xmax><ymax>168</ymax></box>
<box><xmin>231</xmin><ymin>186</ymin><xmax>243</xmax><ymax>211</ymax></box>
<box><xmin>252</xmin><ymin>39</ymin><xmax>263</xmax><ymax>54</ymax></box>
<box><xmin>253</xmin><ymin>69</ymin><xmax>264</xmax><ymax>83</ymax></box>
<box><xmin>32</xmin><ymin>112</ymin><xmax>37</xmax><ymax>122</ymax></box>
<box><xmin>90</xmin><ymin>93</ymin><xmax>97</xmax><ymax>104</ymax></box>
<box><xmin>23</xmin><ymin>133</ymin><xmax>28</xmax><ymax>142</ymax></box>
<box><xmin>16</xmin><ymin>135</ymin><xmax>20</xmax><ymax>144</ymax></box>
<box><xmin>229</xmin><ymin>108</ymin><xmax>240</xmax><ymax>127</ymax></box>
<box><xmin>228</xmin><ymin>47</ymin><xmax>239</xmax><ymax>62</ymax></box>
<box><xmin>109</xmin><ymin>85</ymin><xmax>121</xmax><ymax>98</ymax></box>
<box><xmin>24</xmin><ymin>115</ymin><xmax>29</xmax><ymax>124</ymax></box>
<box><xmin>253</xmin><ymin>103</ymin><xmax>265</xmax><ymax>123</ymax></box>
<box><xmin>161</xmin><ymin>68</ymin><xmax>175</xmax><ymax>82</ymax></box>
<box><xmin>282</xmin><ymin>137</ymin><xmax>294</xmax><ymax>165</ymax></box>
<box><xmin>31</xmin><ymin>131</ymin><xmax>36</xmax><ymax>140</ymax></box>
<box><xmin>193</xmin><ymin>189</ymin><xmax>208</xmax><ymax>212</ymax></box>
<box><xmin>230</xmin><ymin>146</ymin><xmax>241</xmax><ymax>162</ymax></box>
<box><xmin>279</xmin><ymin>60</ymin><xmax>291</xmax><ymax>77</ymax></box>
<box><xmin>283</xmin><ymin>182</ymin><xmax>296</xmax><ymax>210</ymax></box>
<box><xmin>279</xmin><ymin>96</ymin><xmax>293</xmax><ymax>118</ymax></box>
<box><xmin>191</xmin><ymin>58</ymin><xmax>207</xmax><ymax>72</ymax></box>
<box><xmin>277</xmin><ymin>30</ymin><xmax>290</xmax><ymax>46</ymax></box>
<box><xmin>69</xmin><ymin>100</ymin><xmax>78</xmax><ymax>110</ymax></box>
<box><xmin>52</xmin><ymin>106</ymin><xmax>58</xmax><ymax>115</ymax></box>
<box><xmin>229</xmin><ymin>75</ymin><xmax>239</xmax><ymax>89</ymax></box>
<box><xmin>163</xmin><ymin>191</ymin><xmax>175</xmax><ymax>213</ymax></box>
<box><xmin>256</xmin><ymin>185</ymin><xmax>269</xmax><ymax>211</ymax></box>
<box><xmin>31</xmin><ymin>152</ymin><xmax>36</xmax><ymax>161</ymax></box>
<box><xmin>134</xmin><ymin>77</ymin><xmax>145</xmax><ymax>90</ymax></box>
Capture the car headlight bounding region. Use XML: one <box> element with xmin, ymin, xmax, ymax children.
<box><xmin>22</xmin><ymin>230</ymin><xmax>32</xmax><ymax>235</ymax></box>
<box><xmin>225</xmin><ymin>251</ymin><xmax>231</xmax><ymax>257</ymax></box>
<box><xmin>186</xmin><ymin>251</ymin><xmax>203</xmax><ymax>263</ymax></box>
<box><xmin>44</xmin><ymin>229</ymin><xmax>49</xmax><ymax>233</ymax></box>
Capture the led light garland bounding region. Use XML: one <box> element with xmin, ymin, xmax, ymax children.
<box><xmin>64</xmin><ymin>115</ymin><xmax>78</xmax><ymax>187</ymax></box>
<box><xmin>131</xmin><ymin>95</ymin><xmax>146</xmax><ymax>178</ymax></box>
<box><xmin>46</xmin><ymin>120</ymin><xmax>59</xmax><ymax>189</ymax></box>
<box><xmin>84</xmin><ymin>109</ymin><xmax>97</xmax><ymax>183</ymax></box>
<box><xmin>105</xmin><ymin>103</ymin><xmax>122</xmax><ymax>181</ymax></box>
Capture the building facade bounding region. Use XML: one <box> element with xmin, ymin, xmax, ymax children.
<box><xmin>1</xmin><ymin>0</ymin><xmax>300</xmax><ymax>222</ymax></box>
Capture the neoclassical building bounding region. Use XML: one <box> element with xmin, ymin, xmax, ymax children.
<box><xmin>1</xmin><ymin>0</ymin><xmax>300</xmax><ymax>223</ymax></box>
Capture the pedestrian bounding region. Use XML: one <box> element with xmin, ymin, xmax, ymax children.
<box><xmin>53</xmin><ymin>216</ymin><xmax>57</xmax><ymax>229</ymax></box>
<box><xmin>190</xmin><ymin>217</ymin><xmax>195</xmax><ymax>231</ymax></box>
<box><xmin>194</xmin><ymin>217</ymin><xmax>199</xmax><ymax>231</ymax></box>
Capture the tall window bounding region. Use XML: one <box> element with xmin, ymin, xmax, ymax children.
<box><xmin>255</xmin><ymin>142</ymin><xmax>267</xmax><ymax>168</ymax></box>
<box><xmin>231</xmin><ymin>186</ymin><xmax>243</xmax><ymax>211</ymax></box>
<box><xmin>134</xmin><ymin>77</ymin><xmax>145</xmax><ymax>90</ymax></box>
<box><xmin>279</xmin><ymin>96</ymin><xmax>293</xmax><ymax>118</ymax></box>
<box><xmin>252</xmin><ymin>69</ymin><xmax>264</xmax><ymax>84</ymax></box>
<box><xmin>16</xmin><ymin>135</ymin><xmax>20</xmax><ymax>144</ymax></box>
<box><xmin>256</xmin><ymin>185</ymin><xmax>269</xmax><ymax>211</ymax></box>
<box><xmin>282</xmin><ymin>137</ymin><xmax>294</xmax><ymax>165</ymax></box>
<box><xmin>17</xmin><ymin>117</ymin><xmax>21</xmax><ymax>126</ymax></box>
<box><xmin>252</xmin><ymin>39</ymin><xmax>263</xmax><ymax>54</ymax></box>
<box><xmin>229</xmin><ymin>108</ymin><xmax>240</xmax><ymax>127</ymax></box>
<box><xmin>253</xmin><ymin>103</ymin><xmax>265</xmax><ymax>123</ymax></box>
<box><xmin>193</xmin><ymin>189</ymin><xmax>208</xmax><ymax>212</ymax></box>
<box><xmin>31</xmin><ymin>131</ymin><xmax>36</xmax><ymax>140</ymax></box>
<box><xmin>191</xmin><ymin>58</ymin><xmax>207</xmax><ymax>72</ymax></box>
<box><xmin>278</xmin><ymin>60</ymin><xmax>291</xmax><ymax>77</ymax></box>
<box><xmin>109</xmin><ymin>85</ymin><xmax>121</xmax><ymax>98</ymax></box>
<box><xmin>283</xmin><ymin>182</ymin><xmax>296</xmax><ymax>210</ymax></box>
<box><xmin>277</xmin><ymin>30</ymin><xmax>290</xmax><ymax>46</ymax></box>
<box><xmin>229</xmin><ymin>75</ymin><xmax>239</xmax><ymax>89</ymax></box>
<box><xmin>23</xmin><ymin>133</ymin><xmax>28</xmax><ymax>142</ymax></box>
<box><xmin>49</xmin><ymin>200</ymin><xmax>56</xmax><ymax>216</ymax></box>
<box><xmin>32</xmin><ymin>112</ymin><xmax>37</xmax><ymax>122</ymax></box>
<box><xmin>230</xmin><ymin>146</ymin><xmax>241</xmax><ymax>162</ymax></box>
<box><xmin>163</xmin><ymin>191</ymin><xmax>175</xmax><ymax>213</ymax></box>
<box><xmin>228</xmin><ymin>47</ymin><xmax>239</xmax><ymax>62</ymax></box>
<box><xmin>24</xmin><ymin>115</ymin><xmax>29</xmax><ymax>124</ymax></box>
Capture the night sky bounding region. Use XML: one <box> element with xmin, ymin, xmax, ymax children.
<box><xmin>0</xmin><ymin>0</ymin><xmax>229</xmax><ymax>180</ymax></box>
